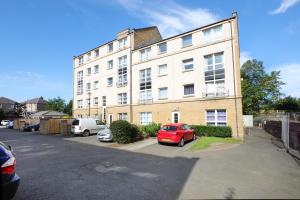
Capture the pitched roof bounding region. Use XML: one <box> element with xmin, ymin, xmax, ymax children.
<box><xmin>23</xmin><ymin>97</ymin><xmax>47</xmax><ymax>104</ymax></box>
<box><xmin>0</xmin><ymin>97</ymin><xmax>17</xmax><ymax>104</ymax></box>
<box><xmin>31</xmin><ymin>110</ymin><xmax>68</xmax><ymax>117</ymax></box>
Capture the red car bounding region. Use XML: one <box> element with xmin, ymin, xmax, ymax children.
<box><xmin>157</xmin><ymin>123</ymin><xmax>196</xmax><ymax>147</ymax></box>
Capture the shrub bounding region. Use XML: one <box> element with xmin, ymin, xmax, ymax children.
<box><xmin>140</xmin><ymin>123</ymin><xmax>161</xmax><ymax>137</ymax></box>
<box><xmin>110</xmin><ymin>120</ymin><xmax>142</xmax><ymax>144</ymax></box>
<box><xmin>190</xmin><ymin>125</ymin><xmax>232</xmax><ymax>138</ymax></box>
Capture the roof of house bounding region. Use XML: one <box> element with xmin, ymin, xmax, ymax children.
<box><xmin>0</xmin><ymin>97</ymin><xmax>17</xmax><ymax>104</ymax></box>
<box><xmin>31</xmin><ymin>110</ymin><xmax>68</xmax><ymax>117</ymax></box>
<box><xmin>23</xmin><ymin>97</ymin><xmax>47</xmax><ymax>104</ymax></box>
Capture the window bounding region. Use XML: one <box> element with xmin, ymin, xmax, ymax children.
<box><xmin>140</xmin><ymin>112</ymin><xmax>152</xmax><ymax>125</ymax></box>
<box><xmin>94</xmin><ymin>49</ymin><xmax>99</xmax><ymax>57</ymax></box>
<box><xmin>184</xmin><ymin>84</ymin><xmax>194</xmax><ymax>96</ymax></box>
<box><xmin>158</xmin><ymin>64</ymin><xmax>167</xmax><ymax>76</ymax></box>
<box><xmin>107</xmin><ymin>60</ymin><xmax>113</xmax><ymax>69</ymax></box>
<box><xmin>139</xmin><ymin>68</ymin><xmax>152</xmax><ymax>103</ymax></box>
<box><xmin>118</xmin><ymin>37</ymin><xmax>128</xmax><ymax>49</ymax></box>
<box><xmin>140</xmin><ymin>47</ymin><xmax>151</xmax><ymax>61</ymax></box>
<box><xmin>204</xmin><ymin>52</ymin><xmax>225</xmax><ymax>97</ymax></box>
<box><xmin>93</xmin><ymin>97</ymin><xmax>98</xmax><ymax>106</ymax></box>
<box><xmin>182</xmin><ymin>58</ymin><xmax>194</xmax><ymax>71</ymax></box>
<box><xmin>108</xmin><ymin>43</ymin><xmax>113</xmax><ymax>52</ymax></box>
<box><xmin>107</xmin><ymin>77</ymin><xmax>113</xmax><ymax>87</ymax></box>
<box><xmin>94</xmin><ymin>65</ymin><xmax>99</xmax><ymax>74</ymax></box>
<box><xmin>182</xmin><ymin>34</ymin><xmax>192</xmax><ymax>47</ymax></box>
<box><xmin>94</xmin><ymin>81</ymin><xmax>99</xmax><ymax>90</ymax></box>
<box><xmin>158</xmin><ymin>87</ymin><xmax>168</xmax><ymax>99</ymax></box>
<box><xmin>86</xmin><ymin>83</ymin><xmax>91</xmax><ymax>91</ymax></box>
<box><xmin>117</xmin><ymin>93</ymin><xmax>127</xmax><ymax>104</ymax></box>
<box><xmin>203</xmin><ymin>25</ymin><xmax>223</xmax><ymax>42</ymax></box>
<box><xmin>102</xmin><ymin>96</ymin><xmax>106</xmax><ymax>106</ymax></box>
<box><xmin>86</xmin><ymin>98</ymin><xmax>90</xmax><ymax>108</ymax></box>
<box><xmin>206</xmin><ymin>110</ymin><xmax>226</xmax><ymax>126</ymax></box>
<box><xmin>118</xmin><ymin>113</ymin><xmax>127</xmax><ymax>120</ymax></box>
<box><xmin>87</xmin><ymin>52</ymin><xmax>91</xmax><ymax>61</ymax></box>
<box><xmin>87</xmin><ymin>68</ymin><xmax>91</xmax><ymax>76</ymax></box>
<box><xmin>77</xmin><ymin>100</ymin><xmax>83</xmax><ymax>109</ymax></box>
<box><xmin>78</xmin><ymin>56</ymin><xmax>84</xmax><ymax>66</ymax></box>
<box><xmin>158</xmin><ymin>42</ymin><xmax>167</xmax><ymax>54</ymax></box>
<box><xmin>77</xmin><ymin>71</ymin><xmax>83</xmax><ymax>95</ymax></box>
<box><xmin>117</xmin><ymin>55</ymin><xmax>127</xmax><ymax>86</ymax></box>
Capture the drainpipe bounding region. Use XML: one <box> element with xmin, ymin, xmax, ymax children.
<box><xmin>230</xmin><ymin>12</ymin><xmax>240</xmax><ymax>137</ymax></box>
<box><xmin>129</xmin><ymin>34</ymin><xmax>133</xmax><ymax>123</ymax></box>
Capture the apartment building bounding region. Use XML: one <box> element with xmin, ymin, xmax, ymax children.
<box><xmin>73</xmin><ymin>12</ymin><xmax>244</xmax><ymax>138</ymax></box>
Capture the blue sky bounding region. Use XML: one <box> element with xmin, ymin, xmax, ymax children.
<box><xmin>0</xmin><ymin>0</ymin><xmax>299</xmax><ymax>102</ymax></box>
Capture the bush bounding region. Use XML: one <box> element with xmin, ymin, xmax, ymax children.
<box><xmin>110</xmin><ymin>120</ymin><xmax>142</xmax><ymax>144</ymax></box>
<box><xmin>139</xmin><ymin>123</ymin><xmax>161</xmax><ymax>137</ymax></box>
<box><xmin>190</xmin><ymin>125</ymin><xmax>232</xmax><ymax>138</ymax></box>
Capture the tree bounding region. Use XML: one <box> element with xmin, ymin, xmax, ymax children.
<box><xmin>241</xmin><ymin>59</ymin><xmax>285</xmax><ymax>115</ymax></box>
<box><xmin>45</xmin><ymin>97</ymin><xmax>65</xmax><ymax>112</ymax></box>
<box><xmin>63</xmin><ymin>100</ymin><xmax>73</xmax><ymax>116</ymax></box>
<box><xmin>275</xmin><ymin>96</ymin><xmax>299</xmax><ymax>111</ymax></box>
<box><xmin>0</xmin><ymin>108</ymin><xmax>6</xmax><ymax>122</ymax></box>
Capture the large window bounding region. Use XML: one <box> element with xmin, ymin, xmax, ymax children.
<box><xmin>94</xmin><ymin>81</ymin><xmax>99</xmax><ymax>90</ymax></box>
<box><xmin>107</xmin><ymin>60</ymin><xmax>113</xmax><ymax>69</ymax></box>
<box><xmin>182</xmin><ymin>34</ymin><xmax>192</xmax><ymax>47</ymax></box>
<box><xmin>206</xmin><ymin>110</ymin><xmax>226</xmax><ymax>126</ymax></box>
<box><xmin>118</xmin><ymin>113</ymin><xmax>128</xmax><ymax>120</ymax></box>
<box><xmin>182</xmin><ymin>58</ymin><xmax>194</xmax><ymax>71</ymax></box>
<box><xmin>184</xmin><ymin>84</ymin><xmax>194</xmax><ymax>96</ymax></box>
<box><xmin>158</xmin><ymin>87</ymin><xmax>168</xmax><ymax>99</ymax></box>
<box><xmin>140</xmin><ymin>112</ymin><xmax>152</xmax><ymax>125</ymax></box>
<box><xmin>139</xmin><ymin>68</ymin><xmax>152</xmax><ymax>103</ymax></box>
<box><xmin>77</xmin><ymin>71</ymin><xmax>83</xmax><ymax>95</ymax></box>
<box><xmin>87</xmin><ymin>68</ymin><xmax>91</xmax><ymax>76</ymax></box>
<box><xmin>117</xmin><ymin>93</ymin><xmax>127</xmax><ymax>104</ymax></box>
<box><xmin>77</xmin><ymin>100</ymin><xmax>83</xmax><ymax>108</ymax></box>
<box><xmin>93</xmin><ymin>97</ymin><xmax>98</xmax><ymax>106</ymax></box>
<box><xmin>108</xmin><ymin>43</ymin><xmax>113</xmax><ymax>52</ymax></box>
<box><xmin>102</xmin><ymin>96</ymin><xmax>106</xmax><ymax>106</ymax></box>
<box><xmin>94</xmin><ymin>65</ymin><xmax>99</xmax><ymax>74</ymax></box>
<box><xmin>158</xmin><ymin>42</ymin><xmax>167</xmax><ymax>54</ymax></box>
<box><xmin>117</xmin><ymin>55</ymin><xmax>127</xmax><ymax>86</ymax></box>
<box><xmin>118</xmin><ymin>38</ymin><xmax>128</xmax><ymax>50</ymax></box>
<box><xmin>107</xmin><ymin>77</ymin><xmax>113</xmax><ymax>87</ymax></box>
<box><xmin>86</xmin><ymin>83</ymin><xmax>91</xmax><ymax>91</ymax></box>
<box><xmin>158</xmin><ymin>64</ymin><xmax>167</xmax><ymax>76</ymax></box>
<box><xmin>204</xmin><ymin>52</ymin><xmax>225</xmax><ymax>97</ymax></box>
<box><xmin>140</xmin><ymin>47</ymin><xmax>151</xmax><ymax>61</ymax></box>
<box><xmin>78</xmin><ymin>56</ymin><xmax>83</xmax><ymax>66</ymax></box>
<box><xmin>203</xmin><ymin>25</ymin><xmax>222</xmax><ymax>42</ymax></box>
<box><xmin>94</xmin><ymin>49</ymin><xmax>99</xmax><ymax>57</ymax></box>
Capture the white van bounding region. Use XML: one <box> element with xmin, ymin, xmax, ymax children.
<box><xmin>71</xmin><ymin>118</ymin><xmax>103</xmax><ymax>136</ymax></box>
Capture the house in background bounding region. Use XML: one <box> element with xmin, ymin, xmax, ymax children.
<box><xmin>23</xmin><ymin>97</ymin><xmax>47</xmax><ymax>114</ymax></box>
<box><xmin>30</xmin><ymin>110</ymin><xmax>68</xmax><ymax>119</ymax></box>
<box><xmin>0</xmin><ymin>97</ymin><xmax>17</xmax><ymax>112</ymax></box>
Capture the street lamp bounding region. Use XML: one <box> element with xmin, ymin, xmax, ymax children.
<box><xmin>88</xmin><ymin>92</ymin><xmax>91</xmax><ymax>118</ymax></box>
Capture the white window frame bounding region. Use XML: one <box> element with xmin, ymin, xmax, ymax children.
<box><xmin>184</xmin><ymin>84</ymin><xmax>194</xmax><ymax>96</ymax></box>
<box><xmin>171</xmin><ymin>112</ymin><xmax>180</xmax><ymax>123</ymax></box>
<box><xmin>158</xmin><ymin>87</ymin><xmax>168</xmax><ymax>99</ymax></box>
<box><xmin>182</xmin><ymin>34</ymin><xmax>192</xmax><ymax>47</ymax></box>
<box><xmin>87</xmin><ymin>52</ymin><xmax>91</xmax><ymax>61</ymax></box>
<box><xmin>94</xmin><ymin>49</ymin><xmax>99</xmax><ymax>58</ymax></box>
<box><xmin>140</xmin><ymin>47</ymin><xmax>151</xmax><ymax>61</ymax></box>
<box><xmin>158</xmin><ymin>64</ymin><xmax>167</xmax><ymax>76</ymax></box>
<box><xmin>87</xmin><ymin>67</ymin><xmax>91</xmax><ymax>76</ymax></box>
<box><xmin>118</xmin><ymin>113</ymin><xmax>128</xmax><ymax>120</ymax></box>
<box><xmin>182</xmin><ymin>58</ymin><xmax>194</xmax><ymax>71</ymax></box>
<box><xmin>78</xmin><ymin>56</ymin><xmax>84</xmax><ymax>66</ymax></box>
<box><xmin>117</xmin><ymin>55</ymin><xmax>128</xmax><ymax>86</ymax></box>
<box><xmin>118</xmin><ymin>37</ymin><xmax>128</xmax><ymax>50</ymax></box>
<box><xmin>77</xmin><ymin>100</ymin><xmax>83</xmax><ymax>109</ymax></box>
<box><xmin>139</xmin><ymin>68</ymin><xmax>152</xmax><ymax>103</ymax></box>
<box><xmin>206</xmin><ymin>109</ymin><xmax>227</xmax><ymax>126</ymax></box>
<box><xmin>107</xmin><ymin>60</ymin><xmax>113</xmax><ymax>70</ymax></box>
<box><xmin>157</xmin><ymin>42</ymin><xmax>167</xmax><ymax>54</ymax></box>
<box><xmin>86</xmin><ymin>82</ymin><xmax>91</xmax><ymax>91</ymax></box>
<box><xmin>94</xmin><ymin>81</ymin><xmax>99</xmax><ymax>90</ymax></box>
<box><xmin>140</xmin><ymin>112</ymin><xmax>152</xmax><ymax>125</ymax></box>
<box><xmin>102</xmin><ymin>96</ymin><xmax>106</xmax><ymax>106</ymax></box>
<box><xmin>77</xmin><ymin>71</ymin><xmax>83</xmax><ymax>95</ymax></box>
<box><xmin>108</xmin><ymin>43</ymin><xmax>113</xmax><ymax>52</ymax></box>
<box><xmin>107</xmin><ymin>77</ymin><xmax>113</xmax><ymax>87</ymax></box>
<box><xmin>93</xmin><ymin>97</ymin><xmax>98</xmax><ymax>106</ymax></box>
<box><xmin>94</xmin><ymin>65</ymin><xmax>99</xmax><ymax>74</ymax></box>
<box><xmin>117</xmin><ymin>93</ymin><xmax>127</xmax><ymax>105</ymax></box>
<box><xmin>203</xmin><ymin>25</ymin><xmax>223</xmax><ymax>42</ymax></box>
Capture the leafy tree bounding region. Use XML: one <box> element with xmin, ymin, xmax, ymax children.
<box><xmin>63</xmin><ymin>100</ymin><xmax>73</xmax><ymax>116</ymax></box>
<box><xmin>0</xmin><ymin>108</ymin><xmax>6</xmax><ymax>122</ymax></box>
<box><xmin>241</xmin><ymin>59</ymin><xmax>285</xmax><ymax>115</ymax></box>
<box><xmin>275</xmin><ymin>96</ymin><xmax>299</xmax><ymax>111</ymax></box>
<box><xmin>45</xmin><ymin>97</ymin><xmax>65</xmax><ymax>112</ymax></box>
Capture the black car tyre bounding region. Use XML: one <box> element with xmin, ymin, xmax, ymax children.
<box><xmin>83</xmin><ymin>130</ymin><xmax>90</xmax><ymax>137</ymax></box>
<box><xmin>178</xmin><ymin>138</ymin><xmax>185</xmax><ymax>147</ymax></box>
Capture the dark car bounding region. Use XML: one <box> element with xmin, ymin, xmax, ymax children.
<box><xmin>23</xmin><ymin>124</ymin><xmax>40</xmax><ymax>132</ymax></box>
<box><xmin>1</xmin><ymin>141</ymin><xmax>20</xmax><ymax>200</ymax></box>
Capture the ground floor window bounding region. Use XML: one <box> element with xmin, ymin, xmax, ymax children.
<box><xmin>140</xmin><ymin>112</ymin><xmax>152</xmax><ymax>125</ymax></box>
<box><xmin>118</xmin><ymin>113</ymin><xmax>127</xmax><ymax>120</ymax></box>
<box><xmin>206</xmin><ymin>109</ymin><xmax>226</xmax><ymax>126</ymax></box>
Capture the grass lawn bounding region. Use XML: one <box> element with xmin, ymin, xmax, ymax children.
<box><xmin>190</xmin><ymin>136</ymin><xmax>241</xmax><ymax>151</ymax></box>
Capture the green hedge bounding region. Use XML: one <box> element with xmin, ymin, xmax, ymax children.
<box><xmin>139</xmin><ymin>123</ymin><xmax>161</xmax><ymax>137</ymax></box>
<box><xmin>190</xmin><ymin>125</ymin><xmax>232</xmax><ymax>138</ymax></box>
<box><xmin>110</xmin><ymin>120</ymin><xmax>142</xmax><ymax>144</ymax></box>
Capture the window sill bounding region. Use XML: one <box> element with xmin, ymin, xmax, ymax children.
<box><xmin>182</xmin><ymin>69</ymin><xmax>194</xmax><ymax>73</ymax></box>
<box><xmin>182</xmin><ymin>44</ymin><xmax>192</xmax><ymax>49</ymax></box>
<box><xmin>158</xmin><ymin>98</ymin><xmax>168</xmax><ymax>100</ymax></box>
<box><xmin>183</xmin><ymin>94</ymin><xmax>195</xmax><ymax>98</ymax></box>
<box><xmin>107</xmin><ymin>85</ymin><xmax>113</xmax><ymax>87</ymax></box>
<box><xmin>157</xmin><ymin>51</ymin><xmax>167</xmax><ymax>55</ymax></box>
<box><xmin>158</xmin><ymin>74</ymin><xmax>167</xmax><ymax>77</ymax></box>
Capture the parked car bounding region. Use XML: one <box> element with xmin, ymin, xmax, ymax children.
<box><xmin>71</xmin><ymin>118</ymin><xmax>104</xmax><ymax>137</ymax></box>
<box><xmin>6</xmin><ymin>121</ymin><xmax>14</xmax><ymax>129</ymax></box>
<box><xmin>23</xmin><ymin>124</ymin><xmax>40</xmax><ymax>132</ymax></box>
<box><xmin>97</xmin><ymin>125</ymin><xmax>113</xmax><ymax>142</ymax></box>
<box><xmin>0</xmin><ymin>141</ymin><xmax>20</xmax><ymax>200</ymax></box>
<box><xmin>1</xmin><ymin>120</ymin><xmax>10</xmax><ymax>126</ymax></box>
<box><xmin>157</xmin><ymin>123</ymin><xmax>196</xmax><ymax>147</ymax></box>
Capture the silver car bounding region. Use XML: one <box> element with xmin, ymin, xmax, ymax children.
<box><xmin>97</xmin><ymin>125</ymin><xmax>113</xmax><ymax>142</ymax></box>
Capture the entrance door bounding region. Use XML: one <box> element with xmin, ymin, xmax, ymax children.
<box><xmin>108</xmin><ymin>114</ymin><xmax>113</xmax><ymax>125</ymax></box>
<box><xmin>172</xmin><ymin>112</ymin><xmax>180</xmax><ymax>123</ymax></box>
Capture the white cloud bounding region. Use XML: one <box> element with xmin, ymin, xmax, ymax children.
<box><xmin>117</xmin><ymin>0</ymin><xmax>219</xmax><ymax>37</ymax></box>
<box><xmin>275</xmin><ymin>63</ymin><xmax>300</xmax><ymax>97</ymax></box>
<box><xmin>240</xmin><ymin>51</ymin><xmax>253</xmax><ymax>66</ymax></box>
<box><xmin>269</xmin><ymin>0</ymin><xmax>299</xmax><ymax>15</ymax></box>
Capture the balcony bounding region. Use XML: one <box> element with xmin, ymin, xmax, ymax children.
<box><xmin>138</xmin><ymin>98</ymin><xmax>153</xmax><ymax>104</ymax></box>
<box><xmin>202</xmin><ymin>90</ymin><xmax>229</xmax><ymax>98</ymax></box>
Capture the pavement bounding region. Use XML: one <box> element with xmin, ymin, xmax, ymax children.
<box><xmin>1</xmin><ymin>128</ymin><xmax>300</xmax><ymax>199</ymax></box>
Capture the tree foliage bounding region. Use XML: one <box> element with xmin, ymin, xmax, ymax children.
<box><xmin>63</xmin><ymin>100</ymin><xmax>73</xmax><ymax>116</ymax></box>
<box><xmin>275</xmin><ymin>96</ymin><xmax>300</xmax><ymax>111</ymax></box>
<box><xmin>241</xmin><ymin>59</ymin><xmax>284</xmax><ymax>115</ymax></box>
<box><xmin>45</xmin><ymin>97</ymin><xmax>65</xmax><ymax>112</ymax></box>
